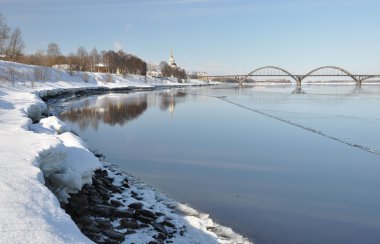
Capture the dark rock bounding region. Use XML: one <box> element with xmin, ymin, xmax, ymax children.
<box><xmin>112</xmin><ymin>209</ymin><xmax>135</xmax><ymax>218</ymax></box>
<box><xmin>131</xmin><ymin>191</ymin><xmax>138</xmax><ymax>197</ymax></box>
<box><xmin>154</xmin><ymin>232</ymin><xmax>167</xmax><ymax>241</ymax></box>
<box><xmin>126</xmin><ymin>229</ymin><xmax>137</xmax><ymax>235</ymax></box>
<box><xmin>88</xmin><ymin>194</ymin><xmax>103</xmax><ymax>205</ymax></box>
<box><xmin>84</xmin><ymin>224</ymin><xmax>102</xmax><ymax>233</ymax></box>
<box><xmin>94</xmin><ymin>153</ymin><xmax>103</xmax><ymax>158</ymax></box>
<box><xmin>161</xmin><ymin>220</ymin><xmax>175</xmax><ymax>228</ymax></box>
<box><xmin>128</xmin><ymin>202</ymin><xmax>143</xmax><ymax>210</ymax></box>
<box><xmin>133</xmin><ymin>196</ymin><xmax>144</xmax><ymax>201</ymax></box>
<box><xmin>110</xmin><ymin>185</ymin><xmax>123</xmax><ymax>194</ymax></box>
<box><xmin>103</xmin><ymin>229</ymin><xmax>125</xmax><ymax>242</ymax></box>
<box><xmin>95</xmin><ymin>169</ymin><xmax>108</xmax><ymax>176</ymax></box>
<box><xmin>180</xmin><ymin>230</ymin><xmax>185</xmax><ymax>236</ymax></box>
<box><xmin>91</xmin><ymin>204</ymin><xmax>115</xmax><ymax>217</ymax></box>
<box><xmin>122</xmin><ymin>182</ymin><xmax>130</xmax><ymax>188</ymax></box>
<box><xmin>103</xmin><ymin>239</ymin><xmax>120</xmax><ymax>244</ymax></box>
<box><xmin>155</xmin><ymin>212</ymin><xmax>165</xmax><ymax>217</ymax></box>
<box><xmin>94</xmin><ymin>179</ymin><xmax>106</xmax><ymax>190</ymax></box>
<box><xmin>96</xmin><ymin>219</ymin><xmax>113</xmax><ymax>229</ymax></box>
<box><xmin>148</xmin><ymin>241</ymin><xmax>158</xmax><ymax>244</ymax></box>
<box><xmin>119</xmin><ymin>219</ymin><xmax>139</xmax><ymax>229</ymax></box>
<box><xmin>151</xmin><ymin>222</ymin><xmax>167</xmax><ymax>234</ymax></box>
<box><xmin>102</xmin><ymin>177</ymin><xmax>114</xmax><ymax>187</ymax></box>
<box><xmin>100</xmin><ymin>194</ymin><xmax>110</xmax><ymax>202</ymax></box>
<box><xmin>104</xmin><ymin>176</ymin><xmax>114</xmax><ymax>183</ymax></box>
<box><xmin>136</xmin><ymin>215</ymin><xmax>155</xmax><ymax>224</ymax></box>
<box><xmin>76</xmin><ymin>215</ymin><xmax>93</xmax><ymax>226</ymax></box>
<box><xmin>137</xmin><ymin>209</ymin><xmax>156</xmax><ymax>219</ymax></box>
<box><xmin>110</xmin><ymin>199</ymin><xmax>123</xmax><ymax>208</ymax></box>
<box><xmin>67</xmin><ymin>201</ymin><xmax>85</xmax><ymax>216</ymax></box>
<box><xmin>70</xmin><ymin>194</ymin><xmax>89</xmax><ymax>208</ymax></box>
<box><xmin>139</xmin><ymin>223</ymin><xmax>149</xmax><ymax>228</ymax></box>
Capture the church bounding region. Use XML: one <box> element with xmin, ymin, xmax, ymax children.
<box><xmin>169</xmin><ymin>50</ymin><xmax>178</xmax><ymax>69</ymax></box>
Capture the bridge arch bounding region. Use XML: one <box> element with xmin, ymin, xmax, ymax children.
<box><xmin>240</xmin><ymin>66</ymin><xmax>300</xmax><ymax>84</ymax></box>
<box><xmin>301</xmin><ymin>66</ymin><xmax>358</xmax><ymax>83</ymax></box>
<box><xmin>360</xmin><ymin>76</ymin><xmax>377</xmax><ymax>83</ymax></box>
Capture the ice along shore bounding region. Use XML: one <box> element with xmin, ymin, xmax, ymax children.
<box><xmin>0</xmin><ymin>60</ymin><xmax>251</xmax><ymax>243</ymax></box>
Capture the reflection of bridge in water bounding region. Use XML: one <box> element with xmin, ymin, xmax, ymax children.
<box><xmin>202</xmin><ymin>66</ymin><xmax>380</xmax><ymax>85</ymax></box>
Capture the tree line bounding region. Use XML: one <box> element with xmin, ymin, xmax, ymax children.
<box><xmin>0</xmin><ymin>13</ymin><xmax>188</xmax><ymax>80</ymax></box>
<box><xmin>21</xmin><ymin>44</ymin><xmax>148</xmax><ymax>76</ymax></box>
<box><xmin>0</xmin><ymin>13</ymin><xmax>24</xmax><ymax>61</ymax></box>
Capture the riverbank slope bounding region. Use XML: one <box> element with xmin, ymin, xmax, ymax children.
<box><xmin>0</xmin><ymin>60</ymin><xmax>250</xmax><ymax>243</ymax></box>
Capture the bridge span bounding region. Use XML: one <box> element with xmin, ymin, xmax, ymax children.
<box><xmin>200</xmin><ymin>66</ymin><xmax>380</xmax><ymax>85</ymax></box>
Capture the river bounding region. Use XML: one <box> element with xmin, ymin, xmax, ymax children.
<box><xmin>59</xmin><ymin>84</ymin><xmax>380</xmax><ymax>244</ymax></box>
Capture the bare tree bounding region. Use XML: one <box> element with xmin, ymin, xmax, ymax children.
<box><xmin>6</xmin><ymin>27</ymin><xmax>24</xmax><ymax>61</ymax></box>
<box><xmin>33</xmin><ymin>49</ymin><xmax>46</xmax><ymax>65</ymax></box>
<box><xmin>47</xmin><ymin>42</ymin><xmax>61</xmax><ymax>57</ymax></box>
<box><xmin>76</xmin><ymin>46</ymin><xmax>88</xmax><ymax>71</ymax></box>
<box><xmin>46</xmin><ymin>42</ymin><xmax>62</xmax><ymax>66</ymax></box>
<box><xmin>89</xmin><ymin>47</ymin><xmax>99</xmax><ymax>72</ymax></box>
<box><xmin>0</xmin><ymin>13</ymin><xmax>11</xmax><ymax>58</ymax></box>
<box><xmin>67</xmin><ymin>52</ymin><xmax>77</xmax><ymax>75</ymax></box>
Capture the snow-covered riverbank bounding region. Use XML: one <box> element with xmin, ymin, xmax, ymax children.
<box><xmin>0</xmin><ymin>60</ymin><xmax>250</xmax><ymax>243</ymax></box>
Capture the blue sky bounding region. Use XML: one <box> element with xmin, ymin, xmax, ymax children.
<box><xmin>1</xmin><ymin>0</ymin><xmax>380</xmax><ymax>74</ymax></box>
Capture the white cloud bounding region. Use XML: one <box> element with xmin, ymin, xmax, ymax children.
<box><xmin>113</xmin><ymin>42</ymin><xmax>123</xmax><ymax>51</ymax></box>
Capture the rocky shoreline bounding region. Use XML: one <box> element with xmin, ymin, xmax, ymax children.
<box><xmin>43</xmin><ymin>87</ymin><xmax>251</xmax><ymax>244</ymax></box>
<box><xmin>61</xmin><ymin>154</ymin><xmax>183</xmax><ymax>244</ymax></box>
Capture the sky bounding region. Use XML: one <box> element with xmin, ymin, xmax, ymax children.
<box><xmin>1</xmin><ymin>0</ymin><xmax>380</xmax><ymax>75</ymax></box>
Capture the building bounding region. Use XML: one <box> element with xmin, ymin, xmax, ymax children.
<box><xmin>94</xmin><ymin>63</ymin><xmax>107</xmax><ymax>73</ymax></box>
<box><xmin>169</xmin><ymin>50</ymin><xmax>177</xmax><ymax>69</ymax></box>
<box><xmin>147</xmin><ymin>63</ymin><xmax>162</xmax><ymax>77</ymax></box>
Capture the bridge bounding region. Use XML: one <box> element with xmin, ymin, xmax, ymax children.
<box><xmin>200</xmin><ymin>66</ymin><xmax>380</xmax><ymax>86</ymax></box>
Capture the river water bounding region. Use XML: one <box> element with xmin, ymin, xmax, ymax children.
<box><xmin>59</xmin><ymin>84</ymin><xmax>380</xmax><ymax>244</ymax></box>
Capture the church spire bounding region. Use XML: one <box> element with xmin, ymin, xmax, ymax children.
<box><xmin>169</xmin><ymin>49</ymin><xmax>177</xmax><ymax>68</ymax></box>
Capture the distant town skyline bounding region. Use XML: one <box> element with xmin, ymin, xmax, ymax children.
<box><xmin>1</xmin><ymin>0</ymin><xmax>380</xmax><ymax>74</ymax></box>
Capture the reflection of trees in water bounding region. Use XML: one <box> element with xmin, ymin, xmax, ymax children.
<box><xmin>60</xmin><ymin>91</ymin><xmax>189</xmax><ymax>131</ymax></box>
<box><xmin>60</xmin><ymin>95</ymin><xmax>148</xmax><ymax>131</ymax></box>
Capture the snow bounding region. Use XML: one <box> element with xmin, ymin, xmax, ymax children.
<box><xmin>0</xmin><ymin>60</ymin><xmax>216</xmax><ymax>93</ymax></box>
<box><xmin>0</xmin><ymin>87</ymin><xmax>92</xmax><ymax>243</ymax></box>
<box><xmin>0</xmin><ymin>60</ymin><xmax>250</xmax><ymax>243</ymax></box>
<box><xmin>104</xmin><ymin>162</ymin><xmax>251</xmax><ymax>244</ymax></box>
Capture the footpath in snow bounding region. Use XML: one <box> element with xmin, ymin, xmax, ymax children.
<box><xmin>0</xmin><ymin>60</ymin><xmax>251</xmax><ymax>243</ymax></box>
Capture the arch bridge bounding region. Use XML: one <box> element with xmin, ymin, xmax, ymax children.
<box><xmin>202</xmin><ymin>66</ymin><xmax>380</xmax><ymax>85</ymax></box>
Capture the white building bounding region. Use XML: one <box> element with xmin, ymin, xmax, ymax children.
<box><xmin>169</xmin><ymin>50</ymin><xmax>177</xmax><ymax>69</ymax></box>
<box><xmin>147</xmin><ymin>63</ymin><xmax>162</xmax><ymax>77</ymax></box>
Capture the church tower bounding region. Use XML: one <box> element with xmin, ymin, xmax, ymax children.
<box><xmin>169</xmin><ymin>49</ymin><xmax>177</xmax><ymax>69</ymax></box>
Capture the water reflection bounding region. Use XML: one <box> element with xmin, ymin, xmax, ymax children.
<box><xmin>61</xmin><ymin>91</ymin><xmax>188</xmax><ymax>130</ymax></box>
<box><xmin>291</xmin><ymin>86</ymin><xmax>306</xmax><ymax>94</ymax></box>
<box><xmin>59</xmin><ymin>85</ymin><xmax>380</xmax><ymax>244</ymax></box>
